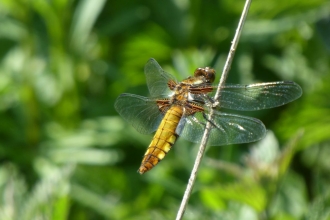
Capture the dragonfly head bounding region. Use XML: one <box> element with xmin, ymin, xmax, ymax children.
<box><xmin>194</xmin><ymin>67</ymin><xmax>216</xmax><ymax>83</ymax></box>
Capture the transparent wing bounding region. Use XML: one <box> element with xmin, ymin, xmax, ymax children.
<box><xmin>215</xmin><ymin>81</ymin><xmax>302</xmax><ymax>111</ymax></box>
<box><xmin>144</xmin><ymin>58</ymin><xmax>177</xmax><ymax>97</ymax></box>
<box><xmin>177</xmin><ymin>111</ymin><xmax>266</xmax><ymax>146</ymax></box>
<box><xmin>114</xmin><ymin>93</ymin><xmax>164</xmax><ymax>134</ymax></box>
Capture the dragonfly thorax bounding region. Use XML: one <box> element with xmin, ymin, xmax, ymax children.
<box><xmin>171</xmin><ymin>82</ymin><xmax>191</xmax><ymax>104</ymax></box>
<box><xmin>164</xmin><ymin>81</ymin><xmax>204</xmax><ymax>116</ymax></box>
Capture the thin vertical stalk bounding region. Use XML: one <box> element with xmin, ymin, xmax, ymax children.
<box><xmin>175</xmin><ymin>0</ymin><xmax>252</xmax><ymax>219</ymax></box>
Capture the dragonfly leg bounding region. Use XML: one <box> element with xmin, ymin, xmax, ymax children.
<box><xmin>202</xmin><ymin>112</ymin><xmax>226</xmax><ymax>133</ymax></box>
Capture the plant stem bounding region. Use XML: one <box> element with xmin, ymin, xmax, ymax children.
<box><xmin>175</xmin><ymin>0</ymin><xmax>252</xmax><ymax>219</ymax></box>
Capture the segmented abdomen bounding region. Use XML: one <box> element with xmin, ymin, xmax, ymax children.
<box><xmin>138</xmin><ymin>105</ymin><xmax>183</xmax><ymax>174</ymax></box>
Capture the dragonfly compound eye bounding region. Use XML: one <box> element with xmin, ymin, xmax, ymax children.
<box><xmin>193</xmin><ymin>68</ymin><xmax>203</xmax><ymax>77</ymax></box>
<box><xmin>194</xmin><ymin>67</ymin><xmax>215</xmax><ymax>83</ymax></box>
<box><xmin>204</xmin><ymin>67</ymin><xmax>215</xmax><ymax>83</ymax></box>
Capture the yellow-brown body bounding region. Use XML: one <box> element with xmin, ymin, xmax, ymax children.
<box><xmin>138</xmin><ymin>105</ymin><xmax>183</xmax><ymax>174</ymax></box>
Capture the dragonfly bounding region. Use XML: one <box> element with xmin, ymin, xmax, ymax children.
<box><xmin>114</xmin><ymin>58</ymin><xmax>302</xmax><ymax>174</ymax></box>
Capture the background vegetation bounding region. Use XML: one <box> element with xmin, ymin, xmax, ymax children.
<box><xmin>0</xmin><ymin>0</ymin><xmax>329</xmax><ymax>219</ymax></box>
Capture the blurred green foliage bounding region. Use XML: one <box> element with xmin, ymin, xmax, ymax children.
<box><xmin>0</xmin><ymin>0</ymin><xmax>329</xmax><ymax>219</ymax></box>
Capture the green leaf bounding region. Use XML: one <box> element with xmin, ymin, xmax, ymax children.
<box><xmin>201</xmin><ymin>181</ymin><xmax>267</xmax><ymax>212</ymax></box>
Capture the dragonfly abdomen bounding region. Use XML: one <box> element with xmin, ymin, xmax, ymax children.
<box><xmin>138</xmin><ymin>105</ymin><xmax>183</xmax><ymax>174</ymax></box>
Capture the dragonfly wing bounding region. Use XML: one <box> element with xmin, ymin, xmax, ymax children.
<box><xmin>114</xmin><ymin>93</ymin><xmax>164</xmax><ymax>134</ymax></box>
<box><xmin>218</xmin><ymin>81</ymin><xmax>302</xmax><ymax>111</ymax></box>
<box><xmin>177</xmin><ymin>111</ymin><xmax>266</xmax><ymax>146</ymax></box>
<box><xmin>144</xmin><ymin>58</ymin><xmax>177</xmax><ymax>97</ymax></box>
